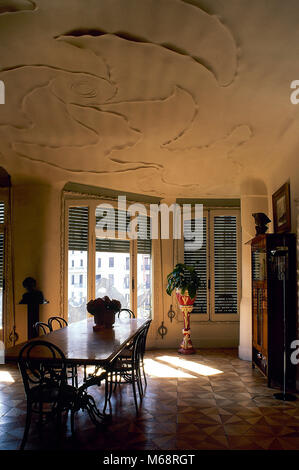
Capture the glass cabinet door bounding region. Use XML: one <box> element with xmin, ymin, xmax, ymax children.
<box><xmin>252</xmin><ymin>249</ymin><xmax>267</xmax><ymax>281</ymax></box>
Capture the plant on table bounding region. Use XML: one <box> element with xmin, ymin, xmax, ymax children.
<box><xmin>87</xmin><ymin>296</ymin><xmax>121</xmax><ymax>330</ymax></box>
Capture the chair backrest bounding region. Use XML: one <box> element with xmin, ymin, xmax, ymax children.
<box><xmin>139</xmin><ymin>320</ymin><xmax>151</xmax><ymax>359</ymax></box>
<box><xmin>48</xmin><ymin>316</ymin><xmax>68</xmax><ymax>330</ymax></box>
<box><xmin>18</xmin><ymin>340</ymin><xmax>66</xmax><ymax>397</ymax></box>
<box><xmin>117</xmin><ymin>308</ymin><xmax>135</xmax><ymax>319</ymax></box>
<box><xmin>34</xmin><ymin>322</ymin><xmax>51</xmax><ymax>336</ymax></box>
<box><xmin>132</xmin><ymin>320</ymin><xmax>152</xmax><ymax>366</ymax></box>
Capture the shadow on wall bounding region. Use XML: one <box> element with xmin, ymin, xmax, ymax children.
<box><xmin>240</xmin><ymin>177</ymin><xmax>268</xmax><ymax>196</ymax></box>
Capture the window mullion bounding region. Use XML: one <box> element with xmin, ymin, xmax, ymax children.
<box><xmin>209</xmin><ymin>211</ymin><xmax>215</xmax><ymax>320</ymax></box>
<box><xmin>89</xmin><ymin>202</ymin><xmax>96</xmax><ymax>302</ymax></box>
<box><xmin>130</xmin><ymin>239</ymin><xmax>137</xmax><ymax>313</ymax></box>
<box><xmin>206</xmin><ymin>211</ymin><xmax>212</xmax><ymax>320</ymax></box>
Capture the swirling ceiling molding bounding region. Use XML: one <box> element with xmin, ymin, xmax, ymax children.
<box><xmin>57</xmin><ymin>29</ymin><xmax>218</xmax><ymax>85</ymax></box>
<box><xmin>0</xmin><ymin>0</ymin><xmax>36</xmax><ymax>14</ymax></box>
<box><xmin>0</xmin><ymin>65</ymin><xmax>113</xmax><ymax>129</ymax></box>
<box><xmin>0</xmin><ymin>65</ymin><xmax>145</xmax><ymax>165</ymax></box>
<box><xmin>56</xmin><ymin>34</ymin><xmax>184</xmax><ymax>105</ymax></box>
<box><xmin>99</xmin><ymin>86</ymin><xmax>197</xmax><ymax>147</ymax></box>
<box><xmin>10</xmin><ymin>81</ymin><xmax>100</xmax><ymax>148</ymax></box>
<box><xmin>180</xmin><ymin>0</ymin><xmax>211</xmax><ymax>14</ymax></box>
<box><xmin>9</xmin><ymin>86</ymin><xmax>194</xmax><ymax>172</ymax></box>
<box><xmin>10</xmin><ymin>101</ymin><xmax>142</xmax><ymax>156</ymax></box>
<box><xmin>56</xmin><ymin>0</ymin><xmax>238</xmax><ymax>88</ymax></box>
<box><xmin>179</xmin><ymin>0</ymin><xmax>240</xmax><ymax>88</ymax></box>
<box><xmin>163</xmin><ymin>123</ymin><xmax>252</xmax><ymax>153</ymax></box>
<box><xmin>54</xmin><ymin>35</ymin><xmax>214</xmax><ymax>153</ymax></box>
<box><xmin>160</xmin><ymin>87</ymin><xmax>198</xmax><ymax>148</ymax></box>
<box><xmin>54</xmin><ymin>36</ymin><xmax>117</xmax><ymax>97</ymax></box>
<box><xmin>158</xmin><ymin>125</ymin><xmax>253</xmax><ymax>188</ymax></box>
<box><xmin>226</xmin><ymin>125</ymin><xmax>254</xmax><ymax>173</ymax></box>
<box><xmin>109</xmin><ymin>156</ymin><xmax>163</xmax><ymax>170</ymax></box>
<box><xmin>9</xmin><ymin>147</ymin><xmax>164</xmax><ymax>176</ymax></box>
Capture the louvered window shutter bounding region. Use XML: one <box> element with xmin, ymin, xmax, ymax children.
<box><xmin>213</xmin><ymin>216</ymin><xmax>238</xmax><ymax>314</ymax></box>
<box><xmin>184</xmin><ymin>217</ymin><xmax>207</xmax><ymax>314</ymax></box>
<box><xmin>0</xmin><ymin>202</ymin><xmax>4</xmax><ymax>224</ymax></box>
<box><xmin>95</xmin><ymin>207</ymin><xmax>130</xmax><ymax>253</ymax></box>
<box><xmin>68</xmin><ymin>207</ymin><xmax>89</xmax><ymax>251</ymax></box>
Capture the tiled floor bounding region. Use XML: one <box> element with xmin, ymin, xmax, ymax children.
<box><xmin>0</xmin><ymin>349</ymin><xmax>299</xmax><ymax>450</ymax></box>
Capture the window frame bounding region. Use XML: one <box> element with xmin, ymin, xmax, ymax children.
<box><xmin>180</xmin><ymin>207</ymin><xmax>241</xmax><ymax>323</ymax></box>
<box><xmin>209</xmin><ymin>209</ymin><xmax>241</xmax><ymax>322</ymax></box>
<box><xmin>0</xmin><ymin>188</ymin><xmax>8</xmax><ymax>339</ymax></box>
<box><xmin>63</xmin><ymin>195</ymin><xmax>153</xmax><ymax>320</ymax></box>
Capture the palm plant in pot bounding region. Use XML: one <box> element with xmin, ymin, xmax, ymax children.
<box><xmin>166</xmin><ymin>263</ymin><xmax>201</xmax><ymax>354</ymax></box>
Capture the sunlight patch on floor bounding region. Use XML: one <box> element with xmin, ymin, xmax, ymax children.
<box><xmin>84</xmin><ymin>366</ymin><xmax>106</xmax><ymax>376</ymax></box>
<box><xmin>144</xmin><ymin>358</ymin><xmax>196</xmax><ymax>378</ymax></box>
<box><xmin>0</xmin><ymin>371</ymin><xmax>15</xmax><ymax>383</ymax></box>
<box><xmin>156</xmin><ymin>355</ymin><xmax>223</xmax><ymax>376</ymax></box>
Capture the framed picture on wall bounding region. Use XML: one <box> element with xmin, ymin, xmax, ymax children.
<box><xmin>272</xmin><ymin>182</ymin><xmax>291</xmax><ymax>233</ymax></box>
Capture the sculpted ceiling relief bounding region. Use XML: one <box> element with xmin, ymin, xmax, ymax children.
<box><xmin>0</xmin><ymin>0</ymin><xmax>36</xmax><ymax>14</ymax></box>
<box><xmin>1</xmin><ymin>0</ymin><xmax>296</xmax><ymax>196</ymax></box>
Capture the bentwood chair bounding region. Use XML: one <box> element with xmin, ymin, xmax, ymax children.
<box><xmin>117</xmin><ymin>308</ymin><xmax>135</xmax><ymax>319</ymax></box>
<box><xmin>18</xmin><ymin>340</ymin><xmax>75</xmax><ymax>449</ymax></box>
<box><xmin>47</xmin><ymin>316</ymin><xmax>77</xmax><ymax>386</ymax></box>
<box><xmin>48</xmin><ymin>316</ymin><xmax>68</xmax><ymax>331</ymax></box>
<box><xmin>105</xmin><ymin>320</ymin><xmax>151</xmax><ymax>415</ymax></box>
<box><xmin>18</xmin><ymin>340</ymin><xmax>107</xmax><ymax>450</ymax></box>
<box><xmin>34</xmin><ymin>322</ymin><xmax>51</xmax><ymax>336</ymax></box>
<box><xmin>116</xmin><ymin>309</ymin><xmax>136</xmax><ymax>363</ymax></box>
<box><xmin>138</xmin><ymin>319</ymin><xmax>151</xmax><ymax>389</ymax></box>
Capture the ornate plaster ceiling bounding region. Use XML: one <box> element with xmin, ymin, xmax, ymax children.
<box><xmin>0</xmin><ymin>0</ymin><xmax>299</xmax><ymax>197</ymax></box>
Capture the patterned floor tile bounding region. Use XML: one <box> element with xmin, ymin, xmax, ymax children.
<box><xmin>0</xmin><ymin>349</ymin><xmax>298</xmax><ymax>450</ymax></box>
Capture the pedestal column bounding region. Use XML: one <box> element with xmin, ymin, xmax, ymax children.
<box><xmin>176</xmin><ymin>290</ymin><xmax>196</xmax><ymax>355</ymax></box>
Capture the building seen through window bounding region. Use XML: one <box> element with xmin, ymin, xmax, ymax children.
<box><xmin>68</xmin><ymin>251</ymin><xmax>152</xmax><ymax>320</ymax></box>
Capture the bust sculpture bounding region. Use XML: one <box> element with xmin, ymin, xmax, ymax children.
<box><xmin>252</xmin><ymin>212</ymin><xmax>271</xmax><ymax>235</ymax></box>
<box><xmin>20</xmin><ymin>277</ymin><xmax>45</xmax><ymax>305</ymax></box>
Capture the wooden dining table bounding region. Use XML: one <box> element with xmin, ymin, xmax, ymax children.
<box><xmin>5</xmin><ymin>316</ymin><xmax>149</xmax><ymax>366</ymax></box>
<box><xmin>5</xmin><ymin>316</ymin><xmax>150</xmax><ymax>424</ymax></box>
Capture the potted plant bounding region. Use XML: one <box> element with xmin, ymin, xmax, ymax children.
<box><xmin>87</xmin><ymin>296</ymin><xmax>121</xmax><ymax>330</ymax></box>
<box><xmin>166</xmin><ymin>263</ymin><xmax>200</xmax><ymax>299</ymax></box>
<box><xmin>166</xmin><ymin>263</ymin><xmax>201</xmax><ymax>354</ymax></box>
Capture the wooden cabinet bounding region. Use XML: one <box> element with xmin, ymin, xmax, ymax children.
<box><xmin>250</xmin><ymin>234</ymin><xmax>297</xmax><ymax>389</ymax></box>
